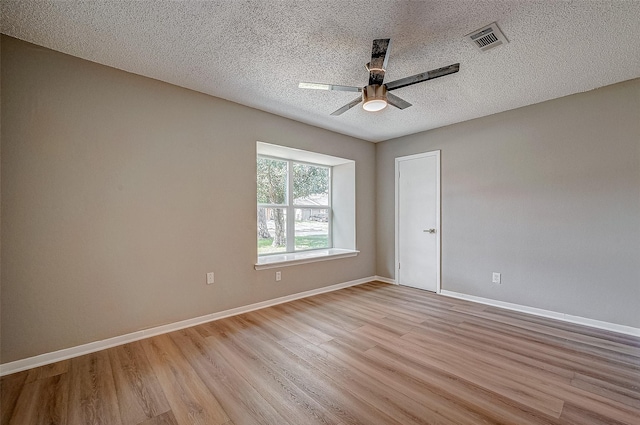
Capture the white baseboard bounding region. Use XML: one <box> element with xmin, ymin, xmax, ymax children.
<box><xmin>374</xmin><ymin>275</ymin><xmax>397</xmax><ymax>285</ymax></box>
<box><xmin>439</xmin><ymin>290</ymin><xmax>640</xmax><ymax>337</ymax></box>
<box><xmin>0</xmin><ymin>276</ymin><xmax>375</xmax><ymax>376</ymax></box>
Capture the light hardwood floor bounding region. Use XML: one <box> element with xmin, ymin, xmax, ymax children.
<box><xmin>2</xmin><ymin>281</ymin><xmax>639</xmax><ymax>424</ymax></box>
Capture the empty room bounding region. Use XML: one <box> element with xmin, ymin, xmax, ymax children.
<box><xmin>1</xmin><ymin>1</ymin><xmax>639</xmax><ymax>424</ymax></box>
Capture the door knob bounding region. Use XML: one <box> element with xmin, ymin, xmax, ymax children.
<box><xmin>423</xmin><ymin>229</ymin><xmax>436</xmax><ymax>233</ymax></box>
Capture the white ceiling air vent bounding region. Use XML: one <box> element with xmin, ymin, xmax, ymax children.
<box><xmin>465</xmin><ymin>22</ymin><xmax>508</xmax><ymax>52</ymax></box>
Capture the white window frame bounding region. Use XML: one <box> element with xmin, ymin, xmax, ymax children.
<box><xmin>255</xmin><ymin>142</ymin><xmax>358</xmax><ymax>270</ymax></box>
<box><xmin>258</xmin><ymin>155</ymin><xmax>332</xmax><ymax>256</ymax></box>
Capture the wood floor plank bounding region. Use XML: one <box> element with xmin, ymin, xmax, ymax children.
<box><xmin>228</xmin><ymin>315</ymin><xmax>385</xmax><ymax>425</ymax></box>
<box><xmin>268</xmin><ymin>301</ymin><xmax>377</xmax><ymax>351</ymax></box>
<box><xmin>239</xmin><ymin>311</ymin><xmax>296</xmax><ymax>340</ymax></box>
<box><xmin>67</xmin><ymin>351</ymin><xmax>122</xmax><ymax>425</ymax></box>
<box><xmin>456</xmin><ymin>320</ymin><xmax>640</xmax><ymax>389</ymax></box>
<box><xmin>170</xmin><ymin>326</ymin><xmax>286</xmax><ymax>425</ymax></box>
<box><xmin>558</xmin><ymin>402</ymin><xmax>630</xmax><ymax>425</ymax></box>
<box><xmin>9</xmin><ymin>373</ymin><xmax>68</xmax><ymax>425</ymax></box>
<box><xmin>204</xmin><ymin>320</ymin><xmax>337</xmax><ymax>425</ymax></box>
<box><xmin>362</xmin><ymin>342</ymin><xmax>563</xmax><ymax>425</ymax></box>
<box><xmin>409</xmin><ymin>318</ymin><xmax>578</xmax><ymax>380</ymax></box>
<box><xmin>570</xmin><ymin>372</ymin><xmax>640</xmax><ymax>409</ymax></box>
<box><xmin>484</xmin><ymin>306</ymin><xmax>640</xmax><ymax>347</ymax></box>
<box><xmin>343</xmin><ymin>293</ymin><xmax>429</xmax><ymax>324</ymax></box>
<box><xmin>313</xmin><ymin>294</ymin><xmax>416</xmax><ymax>335</ymax></box>
<box><xmin>402</xmin><ymin>328</ymin><xmax>574</xmax><ymax>389</ymax></box>
<box><xmin>297</xmin><ymin>298</ymin><xmax>366</xmax><ymax>331</ymax></box>
<box><xmin>25</xmin><ymin>360</ymin><xmax>69</xmax><ymax>383</ymax></box>
<box><xmin>276</xmin><ymin>336</ymin><xmax>411</xmax><ymax>425</ymax></box>
<box><xmin>3</xmin><ymin>281</ymin><xmax>639</xmax><ymax>425</ymax></box>
<box><xmin>399</xmin><ymin>330</ymin><xmax>640</xmax><ymax>424</ymax></box>
<box><xmin>141</xmin><ymin>333</ymin><xmax>229</xmax><ymax>425</ymax></box>
<box><xmin>320</xmin><ymin>338</ymin><xmax>491</xmax><ymax>425</ymax></box>
<box><xmin>252</xmin><ymin>306</ymin><xmax>333</xmax><ymax>346</ymax></box>
<box><xmin>454</xmin><ymin>309</ymin><xmax>640</xmax><ymax>366</ymax></box>
<box><xmin>137</xmin><ymin>410</ymin><xmax>179</xmax><ymax>425</ymax></box>
<box><xmin>1</xmin><ymin>370</ymin><xmax>27</xmax><ymax>425</ymax></box>
<box><xmin>354</xmin><ymin>323</ymin><xmax>566</xmax><ymax>417</ymax></box>
<box><xmin>108</xmin><ymin>341</ymin><xmax>171</xmax><ymax>424</ymax></box>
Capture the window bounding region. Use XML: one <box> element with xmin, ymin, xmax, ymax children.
<box><xmin>255</xmin><ymin>142</ymin><xmax>357</xmax><ymax>269</ymax></box>
<box><xmin>258</xmin><ymin>156</ymin><xmax>331</xmax><ymax>255</ymax></box>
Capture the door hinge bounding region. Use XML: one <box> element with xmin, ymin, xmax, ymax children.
<box><xmin>398</xmin><ymin>263</ymin><xmax>401</xmax><ymax>269</ymax></box>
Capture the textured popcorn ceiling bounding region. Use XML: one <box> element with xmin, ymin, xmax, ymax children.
<box><xmin>2</xmin><ymin>1</ymin><xmax>639</xmax><ymax>142</ymax></box>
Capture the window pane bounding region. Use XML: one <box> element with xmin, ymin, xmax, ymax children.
<box><xmin>258</xmin><ymin>207</ymin><xmax>287</xmax><ymax>255</ymax></box>
<box><xmin>295</xmin><ymin>208</ymin><xmax>329</xmax><ymax>250</ymax></box>
<box><xmin>293</xmin><ymin>163</ymin><xmax>329</xmax><ymax>206</ymax></box>
<box><xmin>257</xmin><ymin>157</ymin><xmax>287</xmax><ymax>204</ymax></box>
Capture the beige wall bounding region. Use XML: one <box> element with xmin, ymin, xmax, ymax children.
<box><xmin>3</xmin><ymin>34</ymin><xmax>639</xmax><ymax>365</ymax></box>
<box><xmin>377</xmin><ymin>78</ymin><xmax>640</xmax><ymax>328</ymax></box>
<box><xmin>0</xmin><ymin>36</ymin><xmax>376</xmax><ymax>363</ymax></box>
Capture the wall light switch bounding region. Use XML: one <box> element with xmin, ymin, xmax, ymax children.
<box><xmin>207</xmin><ymin>272</ymin><xmax>215</xmax><ymax>285</ymax></box>
<box><xmin>275</xmin><ymin>271</ymin><xmax>281</xmax><ymax>281</ymax></box>
<box><xmin>492</xmin><ymin>272</ymin><xmax>501</xmax><ymax>284</ymax></box>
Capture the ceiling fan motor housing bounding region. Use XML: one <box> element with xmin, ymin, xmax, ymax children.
<box><xmin>362</xmin><ymin>84</ymin><xmax>388</xmax><ymax>111</ymax></box>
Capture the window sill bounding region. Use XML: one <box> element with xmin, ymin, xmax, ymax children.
<box><xmin>255</xmin><ymin>248</ymin><xmax>359</xmax><ymax>270</ymax></box>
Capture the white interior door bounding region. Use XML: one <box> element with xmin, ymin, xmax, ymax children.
<box><xmin>395</xmin><ymin>151</ymin><xmax>440</xmax><ymax>292</ymax></box>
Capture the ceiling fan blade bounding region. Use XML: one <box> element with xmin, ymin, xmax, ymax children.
<box><xmin>299</xmin><ymin>82</ymin><xmax>362</xmax><ymax>92</ymax></box>
<box><xmin>386</xmin><ymin>92</ymin><xmax>412</xmax><ymax>110</ymax></box>
<box><xmin>330</xmin><ymin>96</ymin><xmax>363</xmax><ymax>116</ymax></box>
<box><xmin>385</xmin><ymin>63</ymin><xmax>460</xmax><ymax>91</ymax></box>
<box><xmin>368</xmin><ymin>38</ymin><xmax>391</xmax><ymax>86</ymax></box>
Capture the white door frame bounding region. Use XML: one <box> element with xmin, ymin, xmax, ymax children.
<box><xmin>395</xmin><ymin>150</ymin><xmax>441</xmax><ymax>293</ymax></box>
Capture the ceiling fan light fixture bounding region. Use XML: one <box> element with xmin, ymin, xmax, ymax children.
<box><xmin>362</xmin><ymin>84</ymin><xmax>388</xmax><ymax>112</ymax></box>
<box><xmin>363</xmin><ymin>99</ymin><xmax>387</xmax><ymax>112</ymax></box>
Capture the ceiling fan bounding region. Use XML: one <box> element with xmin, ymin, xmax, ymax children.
<box><xmin>299</xmin><ymin>39</ymin><xmax>460</xmax><ymax>115</ymax></box>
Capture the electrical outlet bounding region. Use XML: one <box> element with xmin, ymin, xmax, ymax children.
<box><xmin>206</xmin><ymin>272</ymin><xmax>215</xmax><ymax>285</ymax></box>
<box><xmin>275</xmin><ymin>271</ymin><xmax>282</xmax><ymax>281</ymax></box>
<box><xmin>492</xmin><ymin>272</ymin><xmax>501</xmax><ymax>284</ymax></box>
